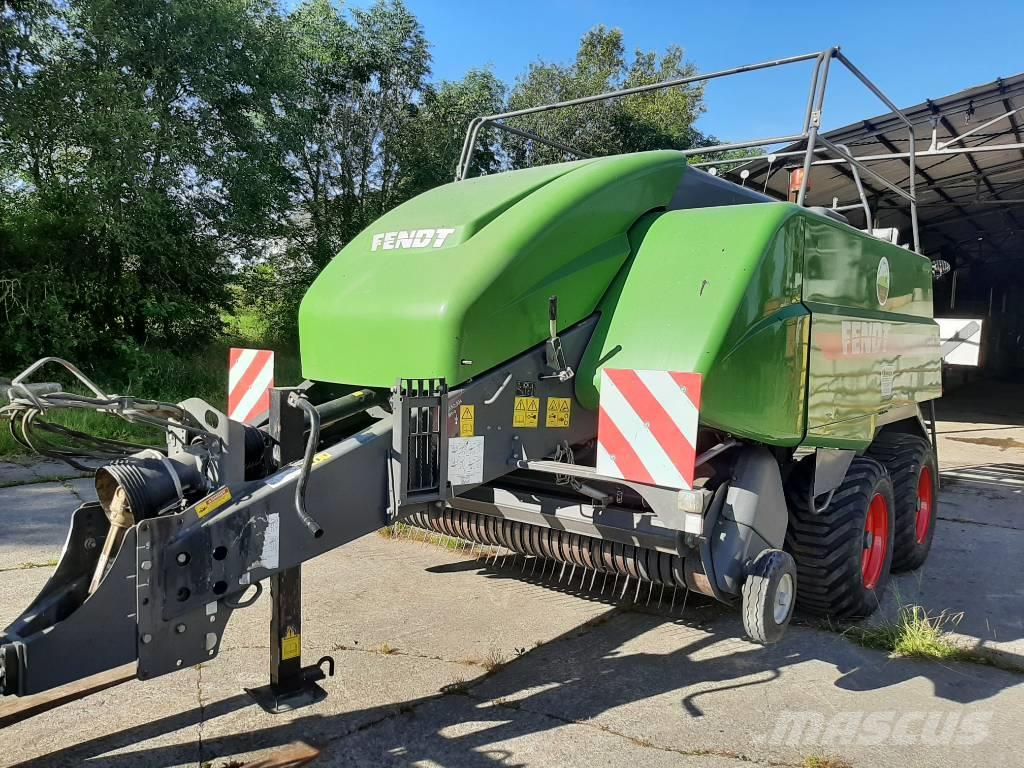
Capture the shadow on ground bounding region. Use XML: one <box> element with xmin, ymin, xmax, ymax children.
<box><xmin>10</xmin><ymin>555</ymin><xmax>1023</xmax><ymax>768</ymax></box>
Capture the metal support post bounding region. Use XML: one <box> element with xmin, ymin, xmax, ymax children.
<box><xmin>246</xmin><ymin>388</ymin><xmax>334</xmax><ymax>714</ymax></box>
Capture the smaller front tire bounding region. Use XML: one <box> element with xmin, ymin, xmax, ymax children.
<box><xmin>741</xmin><ymin>549</ymin><xmax>798</xmax><ymax>644</ymax></box>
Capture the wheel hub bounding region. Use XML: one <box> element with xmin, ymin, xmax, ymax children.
<box><xmin>773</xmin><ymin>572</ymin><xmax>794</xmax><ymax>624</ymax></box>
<box><xmin>861</xmin><ymin>493</ymin><xmax>889</xmax><ymax>590</ymax></box>
<box><xmin>915</xmin><ymin>466</ymin><xmax>934</xmax><ymax>545</ymax></box>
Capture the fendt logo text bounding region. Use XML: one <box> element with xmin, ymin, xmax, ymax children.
<box><xmin>371</xmin><ymin>228</ymin><xmax>456</xmax><ymax>251</ymax></box>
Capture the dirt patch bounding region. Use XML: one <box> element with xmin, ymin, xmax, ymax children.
<box><xmin>948</xmin><ymin>435</ymin><xmax>1024</xmax><ymax>451</ymax></box>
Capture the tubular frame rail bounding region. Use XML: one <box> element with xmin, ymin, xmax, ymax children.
<box><xmin>454</xmin><ymin>46</ymin><xmax>922</xmax><ymax>254</ymax></box>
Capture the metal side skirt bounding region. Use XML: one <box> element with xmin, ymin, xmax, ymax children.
<box><xmin>452</xmin><ymin>485</ymin><xmax>681</xmax><ymax>554</ymax></box>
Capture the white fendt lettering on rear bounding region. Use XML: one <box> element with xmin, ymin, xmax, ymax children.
<box><xmin>371</xmin><ymin>227</ymin><xmax>456</xmax><ymax>251</ymax></box>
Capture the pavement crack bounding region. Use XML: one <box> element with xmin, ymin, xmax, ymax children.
<box><xmin>61</xmin><ymin>479</ymin><xmax>87</xmax><ymax>503</ymax></box>
<box><xmin>472</xmin><ymin>691</ymin><xmax>801</xmax><ymax>767</ymax></box>
<box><xmin>195</xmin><ymin>664</ymin><xmax>206</xmax><ymax>768</ymax></box>
<box><xmin>0</xmin><ymin>559</ymin><xmax>58</xmax><ymax>573</ymax></box>
<box><xmin>936</xmin><ymin>513</ymin><xmax>1022</xmax><ymax>531</ymax></box>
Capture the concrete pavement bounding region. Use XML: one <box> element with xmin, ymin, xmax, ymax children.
<box><xmin>1</xmin><ymin>388</ymin><xmax>1023</xmax><ymax>767</ymax></box>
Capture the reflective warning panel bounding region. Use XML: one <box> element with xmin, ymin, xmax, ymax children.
<box><xmin>596</xmin><ymin>369</ymin><xmax>701</xmax><ymax>490</ymax></box>
<box><xmin>228</xmin><ymin>347</ymin><xmax>275</xmax><ymax>425</ymax></box>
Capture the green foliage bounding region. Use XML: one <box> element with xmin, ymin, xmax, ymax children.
<box><xmin>1</xmin><ymin>0</ymin><xmax>292</xmax><ymax>366</ymax></box>
<box><xmin>502</xmin><ymin>26</ymin><xmax>708</xmax><ymax>168</ymax></box>
<box><xmin>847</xmin><ymin>603</ymin><xmax>975</xmax><ymax>663</ymax></box>
<box><xmin>2</xmin><ymin>4</ymin><xmax>714</xmax><ymax>377</ymax></box>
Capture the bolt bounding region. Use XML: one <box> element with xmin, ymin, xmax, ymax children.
<box><xmin>141</xmin><ymin>633</ymin><xmax>152</xmax><ymax>644</ymax></box>
<box><xmin>140</xmin><ymin>561</ymin><xmax>152</xmax><ymax>571</ymax></box>
<box><xmin>84</xmin><ymin>537</ymin><xmax>97</xmax><ymax>550</ymax></box>
<box><xmin>176</xmin><ymin>552</ymin><xmax>190</xmax><ymax>565</ymax></box>
<box><xmin>175</xmin><ymin>623</ymin><xmax>186</xmax><ymax>634</ymax></box>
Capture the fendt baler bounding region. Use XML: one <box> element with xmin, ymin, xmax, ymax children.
<box><xmin>1</xmin><ymin>49</ymin><xmax>943</xmax><ymax>712</ymax></box>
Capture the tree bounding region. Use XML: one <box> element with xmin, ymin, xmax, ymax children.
<box><xmin>0</xmin><ymin>0</ymin><xmax>292</xmax><ymax>365</ymax></box>
<box><xmin>501</xmin><ymin>26</ymin><xmax>708</xmax><ymax>170</ymax></box>
<box><xmin>277</xmin><ymin>0</ymin><xmax>431</xmax><ymax>271</ymax></box>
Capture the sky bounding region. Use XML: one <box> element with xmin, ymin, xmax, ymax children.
<box><xmin>344</xmin><ymin>0</ymin><xmax>1024</xmax><ymax>143</ymax></box>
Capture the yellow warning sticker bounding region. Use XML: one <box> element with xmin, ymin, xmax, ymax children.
<box><xmin>281</xmin><ymin>629</ymin><xmax>301</xmax><ymax>660</ymax></box>
<box><xmin>459</xmin><ymin>404</ymin><xmax>475</xmax><ymax>437</ymax></box>
<box><xmin>311</xmin><ymin>451</ymin><xmax>331</xmax><ymax>465</ymax></box>
<box><xmin>513</xmin><ymin>396</ymin><xmax>539</xmax><ymax>428</ymax></box>
<box><xmin>195</xmin><ymin>487</ymin><xmax>231</xmax><ymax>519</ymax></box>
<box><xmin>546</xmin><ymin>397</ymin><xmax>572</xmax><ymax>428</ymax></box>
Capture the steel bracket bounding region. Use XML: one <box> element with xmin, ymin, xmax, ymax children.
<box><xmin>390</xmin><ymin>378</ymin><xmax>448</xmax><ymax>512</ymax></box>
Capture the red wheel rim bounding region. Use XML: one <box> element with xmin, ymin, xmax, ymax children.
<box><xmin>861</xmin><ymin>493</ymin><xmax>889</xmax><ymax>590</ymax></box>
<box><xmin>916</xmin><ymin>466</ymin><xmax>934</xmax><ymax>544</ymax></box>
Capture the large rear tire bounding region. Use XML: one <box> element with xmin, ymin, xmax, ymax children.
<box><xmin>785</xmin><ymin>456</ymin><xmax>895</xmax><ymax>619</ymax></box>
<box><xmin>867</xmin><ymin>433</ymin><xmax>938</xmax><ymax>572</ymax></box>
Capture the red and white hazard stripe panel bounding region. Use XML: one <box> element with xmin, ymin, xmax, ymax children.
<box><xmin>596</xmin><ymin>369</ymin><xmax>702</xmax><ymax>490</ymax></box>
<box><xmin>228</xmin><ymin>347</ymin><xmax>274</xmax><ymax>424</ymax></box>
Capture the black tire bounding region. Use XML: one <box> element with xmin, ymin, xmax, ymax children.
<box><xmin>785</xmin><ymin>456</ymin><xmax>895</xmax><ymax>619</ymax></box>
<box><xmin>741</xmin><ymin>549</ymin><xmax>798</xmax><ymax>644</ymax></box>
<box><xmin>867</xmin><ymin>432</ymin><xmax>938</xmax><ymax>572</ymax></box>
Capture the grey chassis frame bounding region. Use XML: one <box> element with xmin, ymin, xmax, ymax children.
<box><xmin>1</xmin><ymin>317</ymin><xmax>727</xmax><ymax>697</ymax></box>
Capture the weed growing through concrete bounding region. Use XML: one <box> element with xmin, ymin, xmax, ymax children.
<box><xmin>847</xmin><ymin>603</ymin><xmax>975</xmax><ymax>663</ymax></box>
<box><xmin>442</xmin><ymin>676</ymin><xmax>471</xmax><ymax>695</ymax></box>
<box><xmin>482</xmin><ymin>646</ymin><xmax>506</xmax><ymax>671</ymax></box>
<box><xmin>803</xmin><ymin>756</ymin><xmax>853</xmax><ymax>768</ymax></box>
<box><xmin>10</xmin><ymin>558</ymin><xmax>59</xmax><ymax>570</ymax></box>
<box><xmin>377</xmin><ymin>642</ymin><xmax>398</xmax><ymax>655</ymax></box>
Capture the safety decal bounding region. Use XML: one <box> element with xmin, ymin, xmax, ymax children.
<box><xmin>546</xmin><ymin>397</ymin><xmax>572</xmax><ymax>428</ymax></box>
<box><xmin>596</xmin><ymin>369</ymin><xmax>701</xmax><ymax>490</ymax></box>
<box><xmin>448</xmin><ymin>436</ymin><xmax>484</xmax><ymax>485</ymax></box>
<box><xmin>880</xmin><ymin>364</ymin><xmax>896</xmax><ymax>398</ymax></box>
<box><xmin>281</xmin><ymin>628</ymin><xmax>301</xmax><ymax>660</ymax></box>
<box><xmin>311</xmin><ymin>451</ymin><xmax>331</xmax><ymax>465</ymax></box>
<box><xmin>513</xmin><ymin>396</ymin><xmax>539</xmax><ymax>428</ymax></box>
<box><xmin>459</xmin><ymin>404</ymin><xmax>475</xmax><ymax>437</ymax></box>
<box><xmin>195</xmin><ymin>487</ymin><xmax>232</xmax><ymax>519</ymax></box>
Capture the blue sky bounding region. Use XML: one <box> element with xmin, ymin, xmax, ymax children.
<box><xmin>344</xmin><ymin>0</ymin><xmax>1024</xmax><ymax>142</ymax></box>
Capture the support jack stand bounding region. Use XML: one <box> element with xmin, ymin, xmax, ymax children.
<box><xmin>245</xmin><ymin>565</ymin><xmax>335</xmax><ymax>714</ymax></box>
<box><xmin>246</xmin><ymin>389</ymin><xmax>335</xmax><ymax>714</ymax></box>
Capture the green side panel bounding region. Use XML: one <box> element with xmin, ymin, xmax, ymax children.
<box><xmin>802</xmin><ymin>216</ymin><xmax>942</xmax><ymax>449</ymax></box>
<box><xmin>299</xmin><ymin>151</ymin><xmax>687</xmax><ymax>387</ymax></box>
<box><xmin>577</xmin><ymin>203</ymin><xmax>809</xmax><ymax>446</ymax></box>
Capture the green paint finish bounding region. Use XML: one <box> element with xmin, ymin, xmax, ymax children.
<box><xmin>577</xmin><ymin>203</ymin><xmax>809</xmax><ymax>445</ymax></box>
<box><xmin>578</xmin><ymin>203</ymin><xmax>940</xmax><ymax>450</ymax></box>
<box><xmin>801</xmin><ymin>215</ymin><xmax>941</xmax><ymax>448</ymax></box>
<box><xmin>300</xmin><ymin>148</ymin><xmax>940</xmax><ymax>451</ymax></box>
<box><xmin>803</xmin><ymin>214</ymin><xmax>935</xmax><ymax>319</ymax></box>
<box><xmin>804</xmin><ymin>311</ymin><xmax>941</xmax><ymax>448</ymax></box>
<box><xmin>299</xmin><ymin>151</ymin><xmax>686</xmax><ymax>386</ymax></box>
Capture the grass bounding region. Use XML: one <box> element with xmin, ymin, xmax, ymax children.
<box><xmin>1</xmin><ymin>332</ymin><xmax>302</xmax><ymax>459</ymax></box>
<box><xmin>4</xmin><ymin>558</ymin><xmax>59</xmax><ymax>571</ymax></box>
<box><xmin>377</xmin><ymin>522</ymin><xmax>472</xmax><ymax>551</ymax></box>
<box><xmin>846</xmin><ymin>603</ymin><xmax>974</xmax><ymax>663</ymax></box>
<box><xmin>481</xmin><ymin>646</ymin><xmax>506</xmax><ymax>672</ymax></box>
<box><xmin>803</xmin><ymin>757</ymin><xmax>853</xmax><ymax>768</ymax></box>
